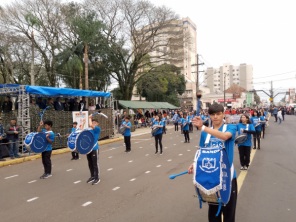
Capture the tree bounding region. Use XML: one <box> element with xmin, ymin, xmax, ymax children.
<box><xmin>225</xmin><ymin>84</ymin><xmax>246</xmax><ymax>99</ymax></box>
<box><xmin>85</xmin><ymin>0</ymin><xmax>189</xmax><ymax>100</ymax></box>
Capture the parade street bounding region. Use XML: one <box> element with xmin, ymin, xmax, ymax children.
<box><xmin>1</xmin><ymin>116</ymin><xmax>296</xmax><ymax>222</ymax></box>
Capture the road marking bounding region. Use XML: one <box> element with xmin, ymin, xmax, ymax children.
<box><xmin>128</xmin><ymin>160</ymin><xmax>133</xmax><ymax>163</ymax></box>
<box><xmin>28</xmin><ymin>180</ymin><xmax>37</xmax><ymax>184</ymax></box>
<box><xmin>139</xmin><ymin>147</ymin><xmax>143</xmax><ymax>149</ymax></box>
<box><xmin>107</xmin><ymin>168</ymin><xmax>113</xmax><ymax>171</ymax></box>
<box><xmin>164</xmin><ymin>147</ymin><xmax>168</xmax><ymax>148</ymax></box>
<box><xmin>27</xmin><ymin>197</ymin><xmax>39</xmax><ymax>202</ymax></box>
<box><xmin>130</xmin><ymin>178</ymin><xmax>136</xmax><ymax>182</ymax></box>
<box><xmin>237</xmin><ymin>149</ymin><xmax>257</xmax><ymax>193</ymax></box>
<box><xmin>145</xmin><ymin>154</ymin><xmax>149</xmax><ymax>156</ymax></box>
<box><xmin>66</xmin><ymin>169</ymin><xmax>73</xmax><ymax>172</ymax></box>
<box><xmin>82</xmin><ymin>201</ymin><xmax>92</xmax><ymax>207</ymax></box>
<box><xmin>145</xmin><ymin>171</ymin><xmax>151</xmax><ymax>174</ymax></box>
<box><xmin>5</xmin><ymin>175</ymin><xmax>18</xmax><ymax>179</ymax></box>
<box><xmin>74</xmin><ymin>180</ymin><xmax>81</xmax><ymax>184</ymax></box>
<box><xmin>135</xmin><ymin>142</ymin><xmax>139</xmax><ymax>144</ymax></box>
<box><xmin>178</xmin><ymin>154</ymin><xmax>183</xmax><ymax>156</ymax></box>
<box><xmin>156</xmin><ymin>165</ymin><xmax>162</xmax><ymax>168</ymax></box>
<box><xmin>167</xmin><ymin>159</ymin><xmax>172</xmax><ymax>162</ymax></box>
<box><xmin>195</xmin><ymin>146</ymin><xmax>198</xmax><ymax>148</ymax></box>
<box><xmin>173</xmin><ymin>144</ymin><xmax>176</xmax><ymax>146</ymax></box>
<box><xmin>112</xmin><ymin>187</ymin><xmax>120</xmax><ymax>191</ymax></box>
<box><xmin>108</xmin><ymin>156</ymin><xmax>113</xmax><ymax>159</ymax></box>
<box><xmin>187</xmin><ymin>150</ymin><xmax>191</xmax><ymax>152</ymax></box>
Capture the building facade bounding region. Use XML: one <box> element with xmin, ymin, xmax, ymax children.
<box><xmin>205</xmin><ymin>63</ymin><xmax>253</xmax><ymax>93</ymax></box>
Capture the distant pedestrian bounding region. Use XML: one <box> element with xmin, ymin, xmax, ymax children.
<box><xmin>6</xmin><ymin>118</ymin><xmax>21</xmax><ymax>159</ymax></box>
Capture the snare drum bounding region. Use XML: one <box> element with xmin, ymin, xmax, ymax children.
<box><xmin>25</xmin><ymin>132</ymin><xmax>49</xmax><ymax>153</ymax></box>
<box><xmin>75</xmin><ymin>130</ymin><xmax>96</xmax><ymax>155</ymax></box>
<box><xmin>67</xmin><ymin>130</ymin><xmax>81</xmax><ymax>151</ymax></box>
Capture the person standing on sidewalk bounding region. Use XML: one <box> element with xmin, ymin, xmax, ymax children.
<box><xmin>122</xmin><ymin>116</ymin><xmax>132</xmax><ymax>153</ymax></box>
<box><xmin>6</xmin><ymin>118</ymin><xmax>21</xmax><ymax>159</ymax></box>
<box><xmin>86</xmin><ymin>114</ymin><xmax>101</xmax><ymax>185</ymax></box>
<box><xmin>0</xmin><ymin>119</ymin><xmax>7</xmax><ymax>161</ymax></box>
<box><xmin>37</xmin><ymin>120</ymin><xmax>55</xmax><ymax>179</ymax></box>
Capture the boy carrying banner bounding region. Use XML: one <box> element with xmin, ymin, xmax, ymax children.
<box><xmin>188</xmin><ymin>103</ymin><xmax>237</xmax><ymax>222</ymax></box>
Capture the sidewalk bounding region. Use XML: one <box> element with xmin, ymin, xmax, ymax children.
<box><xmin>0</xmin><ymin>125</ymin><xmax>174</xmax><ymax>168</ymax></box>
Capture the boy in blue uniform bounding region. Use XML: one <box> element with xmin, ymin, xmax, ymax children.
<box><xmin>37</xmin><ymin>120</ymin><xmax>55</xmax><ymax>179</ymax></box>
<box><xmin>122</xmin><ymin>116</ymin><xmax>132</xmax><ymax>152</ymax></box>
<box><xmin>86</xmin><ymin>114</ymin><xmax>101</xmax><ymax>185</ymax></box>
<box><xmin>188</xmin><ymin>103</ymin><xmax>237</xmax><ymax>222</ymax></box>
<box><xmin>152</xmin><ymin>114</ymin><xmax>164</xmax><ymax>154</ymax></box>
<box><xmin>181</xmin><ymin>113</ymin><xmax>190</xmax><ymax>143</ymax></box>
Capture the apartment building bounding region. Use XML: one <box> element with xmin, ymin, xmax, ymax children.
<box><xmin>205</xmin><ymin>63</ymin><xmax>253</xmax><ymax>93</ymax></box>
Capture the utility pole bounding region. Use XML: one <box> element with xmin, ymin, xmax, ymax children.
<box><xmin>193</xmin><ymin>54</ymin><xmax>204</xmax><ymax>115</ymax></box>
<box><xmin>269</xmin><ymin>81</ymin><xmax>274</xmax><ymax>105</ymax></box>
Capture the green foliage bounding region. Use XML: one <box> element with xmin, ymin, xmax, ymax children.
<box><xmin>136</xmin><ymin>64</ymin><xmax>185</xmax><ymax>106</ymax></box>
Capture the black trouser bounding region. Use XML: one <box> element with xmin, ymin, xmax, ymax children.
<box><xmin>124</xmin><ymin>136</ymin><xmax>131</xmax><ymax>151</ymax></box>
<box><xmin>208</xmin><ymin>178</ymin><xmax>237</xmax><ymax>222</ymax></box>
<box><xmin>71</xmin><ymin>151</ymin><xmax>79</xmax><ymax>159</ymax></box>
<box><xmin>163</xmin><ymin>126</ymin><xmax>166</xmax><ymax>134</ymax></box>
<box><xmin>238</xmin><ymin>146</ymin><xmax>251</xmax><ymax>167</ymax></box>
<box><xmin>261</xmin><ymin>124</ymin><xmax>265</xmax><ymax>138</ymax></box>
<box><xmin>274</xmin><ymin>114</ymin><xmax>277</xmax><ymax>122</ymax></box>
<box><xmin>282</xmin><ymin>114</ymin><xmax>285</xmax><ymax>121</ymax></box>
<box><xmin>174</xmin><ymin>122</ymin><xmax>179</xmax><ymax>131</ymax></box>
<box><xmin>42</xmin><ymin>150</ymin><xmax>52</xmax><ymax>174</ymax></box>
<box><xmin>183</xmin><ymin>130</ymin><xmax>190</xmax><ymax>142</ymax></box>
<box><xmin>87</xmin><ymin>150</ymin><xmax>99</xmax><ymax>179</ymax></box>
<box><xmin>253</xmin><ymin>131</ymin><xmax>261</xmax><ymax>149</ymax></box>
<box><xmin>154</xmin><ymin>134</ymin><xmax>163</xmax><ymax>152</ymax></box>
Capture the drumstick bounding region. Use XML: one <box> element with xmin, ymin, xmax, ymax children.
<box><xmin>169</xmin><ymin>170</ymin><xmax>188</xmax><ymax>179</ymax></box>
<box><xmin>93</xmin><ymin>111</ymin><xmax>108</xmax><ymax>119</ymax></box>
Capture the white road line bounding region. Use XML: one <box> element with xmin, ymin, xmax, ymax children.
<box><xmin>128</xmin><ymin>160</ymin><xmax>133</xmax><ymax>163</ymax></box>
<box><xmin>130</xmin><ymin>178</ymin><xmax>136</xmax><ymax>182</ymax></box>
<box><xmin>167</xmin><ymin>159</ymin><xmax>172</xmax><ymax>162</ymax></box>
<box><xmin>195</xmin><ymin>146</ymin><xmax>198</xmax><ymax>148</ymax></box>
<box><xmin>5</xmin><ymin>175</ymin><xmax>18</xmax><ymax>179</ymax></box>
<box><xmin>145</xmin><ymin>154</ymin><xmax>149</xmax><ymax>156</ymax></box>
<box><xmin>173</xmin><ymin>144</ymin><xmax>176</xmax><ymax>146</ymax></box>
<box><xmin>187</xmin><ymin>150</ymin><xmax>191</xmax><ymax>151</ymax></box>
<box><xmin>112</xmin><ymin>187</ymin><xmax>120</xmax><ymax>191</ymax></box>
<box><xmin>156</xmin><ymin>165</ymin><xmax>162</xmax><ymax>168</ymax></box>
<box><xmin>28</xmin><ymin>180</ymin><xmax>37</xmax><ymax>184</ymax></box>
<box><xmin>145</xmin><ymin>171</ymin><xmax>151</xmax><ymax>174</ymax></box>
<box><xmin>27</xmin><ymin>197</ymin><xmax>39</xmax><ymax>202</ymax></box>
<box><xmin>178</xmin><ymin>154</ymin><xmax>183</xmax><ymax>156</ymax></box>
<box><xmin>107</xmin><ymin>168</ymin><xmax>113</xmax><ymax>171</ymax></box>
<box><xmin>74</xmin><ymin>180</ymin><xmax>81</xmax><ymax>184</ymax></box>
<box><xmin>66</xmin><ymin>169</ymin><xmax>73</xmax><ymax>172</ymax></box>
<box><xmin>108</xmin><ymin>156</ymin><xmax>113</xmax><ymax>159</ymax></box>
<box><xmin>164</xmin><ymin>147</ymin><xmax>168</xmax><ymax>148</ymax></box>
<box><xmin>139</xmin><ymin>147</ymin><xmax>143</xmax><ymax>149</ymax></box>
<box><xmin>82</xmin><ymin>201</ymin><xmax>92</xmax><ymax>207</ymax></box>
<box><xmin>134</xmin><ymin>142</ymin><xmax>139</xmax><ymax>144</ymax></box>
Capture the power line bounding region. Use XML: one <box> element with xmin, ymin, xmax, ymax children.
<box><xmin>253</xmin><ymin>70</ymin><xmax>296</xmax><ymax>79</ymax></box>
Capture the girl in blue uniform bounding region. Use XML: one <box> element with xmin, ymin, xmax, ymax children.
<box><xmin>152</xmin><ymin>114</ymin><xmax>164</xmax><ymax>154</ymax></box>
<box><xmin>236</xmin><ymin>114</ymin><xmax>256</xmax><ymax>170</ymax></box>
<box><xmin>182</xmin><ymin>113</ymin><xmax>190</xmax><ymax>143</ymax></box>
<box><xmin>250</xmin><ymin>111</ymin><xmax>262</xmax><ymax>149</ymax></box>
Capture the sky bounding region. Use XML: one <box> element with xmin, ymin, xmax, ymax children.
<box><xmin>1</xmin><ymin>0</ymin><xmax>296</xmax><ymax>102</ymax></box>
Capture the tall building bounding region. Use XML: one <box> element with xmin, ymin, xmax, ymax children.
<box><xmin>205</xmin><ymin>63</ymin><xmax>253</xmax><ymax>93</ymax></box>
<box><xmin>132</xmin><ymin>17</ymin><xmax>198</xmax><ymax>110</ymax></box>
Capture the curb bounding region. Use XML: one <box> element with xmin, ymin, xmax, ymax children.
<box><xmin>0</xmin><ymin>128</ymin><xmax>156</xmax><ymax>168</ymax></box>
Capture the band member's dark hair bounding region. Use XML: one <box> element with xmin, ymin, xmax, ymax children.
<box><xmin>43</xmin><ymin>120</ymin><xmax>53</xmax><ymax>127</ymax></box>
<box><xmin>239</xmin><ymin>114</ymin><xmax>251</xmax><ymax>124</ymax></box>
<box><xmin>208</xmin><ymin>103</ymin><xmax>224</xmax><ymax>115</ymax></box>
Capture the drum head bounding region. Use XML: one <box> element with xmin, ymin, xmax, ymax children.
<box><xmin>24</xmin><ymin>132</ymin><xmax>37</xmax><ymax>147</ymax></box>
<box><xmin>67</xmin><ymin>131</ymin><xmax>80</xmax><ymax>151</ymax></box>
<box><xmin>220</xmin><ymin>149</ymin><xmax>232</xmax><ymax>204</ymax></box>
<box><xmin>30</xmin><ymin>133</ymin><xmax>48</xmax><ymax>153</ymax></box>
<box><xmin>76</xmin><ymin>130</ymin><xmax>95</xmax><ymax>155</ymax></box>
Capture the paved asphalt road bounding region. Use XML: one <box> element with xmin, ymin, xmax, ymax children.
<box><xmin>0</xmin><ymin>116</ymin><xmax>295</xmax><ymax>222</ymax></box>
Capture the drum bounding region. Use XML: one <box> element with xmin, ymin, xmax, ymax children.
<box><xmin>234</xmin><ymin>134</ymin><xmax>247</xmax><ymax>144</ymax></box>
<box><xmin>151</xmin><ymin>126</ymin><xmax>159</xmax><ymax>136</ymax></box>
<box><xmin>67</xmin><ymin>130</ymin><xmax>81</xmax><ymax>151</ymax></box>
<box><xmin>118</xmin><ymin>126</ymin><xmax>126</xmax><ymax>135</ymax></box>
<box><xmin>75</xmin><ymin>130</ymin><xmax>96</xmax><ymax>155</ymax></box>
<box><xmin>30</xmin><ymin>132</ymin><xmax>48</xmax><ymax>153</ymax></box>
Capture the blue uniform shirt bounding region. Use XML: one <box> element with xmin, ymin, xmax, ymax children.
<box><xmin>42</xmin><ymin>129</ymin><xmax>55</xmax><ymax>151</ymax></box>
<box><xmin>152</xmin><ymin>120</ymin><xmax>163</xmax><ymax>135</ymax></box>
<box><xmin>181</xmin><ymin>117</ymin><xmax>189</xmax><ymax>131</ymax></box>
<box><xmin>122</xmin><ymin>121</ymin><xmax>132</xmax><ymax>137</ymax></box>
<box><xmin>236</xmin><ymin>123</ymin><xmax>255</xmax><ymax>147</ymax></box>
<box><xmin>250</xmin><ymin>116</ymin><xmax>262</xmax><ymax>132</ymax></box>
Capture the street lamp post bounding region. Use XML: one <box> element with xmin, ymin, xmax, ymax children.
<box><xmin>223</xmin><ymin>73</ymin><xmax>226</xmax><ymax>107</ymax></box>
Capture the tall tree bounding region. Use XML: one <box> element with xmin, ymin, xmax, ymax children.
<box><xmin>86</xmin><ymin>0</ymin><xmax>189</xmax><ymax>100</ymax></box>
